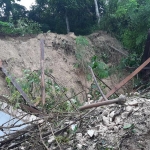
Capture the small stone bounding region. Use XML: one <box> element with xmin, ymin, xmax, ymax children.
<box><xmin>87</xmin><ymin>94</ymin><xmax>92</xmax><ymax>98</ymax></box>
<box><xmin>133</xmin><ymin>112</ymin><xmax>141</xmax><ymax>116</ymax></box>
<box><xmin>134</xmin><ymin>107</ymin><xmax>140</xmax><ymax>111</ymax></box>
<box><xmin>94</xmin><ymin>131</ymin><xmax>99</xmax><ymax>137</ymax></box>
<box><xmin>102</xmin><ymin>109</ymin><xmax>109</xmax><ymax>117</ymax></box>
<box><xmin>1</xmin><ymin>102</ymin><xmax>7</xmax><ymax>109</ymax></box>
<box><xmin>114</xmin><ymin>126</ymin><xmax>119</xmax><ymax>132</ymax></box>
<box><xmin>87</xmin><ymin>129</ymin><xmax>95</xmax><ymax>137</ymax></box>
<box><xmin>126</xmin><ymin>106</ymin><xmax>133</xmax><ymax>112</ymax></box>
<box><xmin>29</xmin><ymin>115</ymin><xmax>37</xmax><ymax>121</ymax></box>
<box><xmin>109</xmin><ymin>111</ymin><xmax>115</xmax><ymax>118</ymax></box>
<box><xmin>115</xmin><ymin>116</ymin><xmax>121</xmax><ymax>125</ymax></box>
<box><xmin>76</xmin><ymin>133</ymin><xmax>82</xmax><ymax>141</ymax></box>
<box><xmin>121</xmin><ymin>112</ymin><xmax>130</xmax><ymax>119</ymax></box>
<box><xmin>109</xmin><ymin>122</ymin><xmax>116</xmax><ymax>126</ymax></box>
<box><xmin>134</xmin><ymin>92</ymin><xmax>140</xmax><ymax>96</ymax></box>
<box><xmin>128</xmin><ymin>100</ymin><xmax>138</xmax><ymax>106</ymax></box>
<box><xmin>118</xmin><ymin>94</ymin><xmax>126</xmax><ymax>104</ymax></box>
<box><xmin>109</xmin><ymin>117</ymin><xmax>112</xmax><ymax>122</ymax></box>
<box><xmin>38</xmin><ymin>119</ymin><xmax>44</xmax><ymax>124</ymax></box>
<box><xmin>108</xmin><ymin>126</ymin><xmax>114</xmax><ymax>130</ymax></box>
<box><xmin>77</xmin><ymin>144</ymin><xmax>82</xmax><ymax>149</ymax></box>
<box><xmin>103</xmin><ymin>116</ymin><xmax>110</xmax><ymax>126</ymax></box>
<box><xmin>20</xmin><ymin>146</ymin><xmax>25</xmax><ymax>150</ymax></box>
<box><xmin>68</xmin><ymin>140</ymin><xmax>73</xmax><ymax>145</ymax></box>
<box><xmin>64</xmin><ymin>132</ymin><xmax>67</xmax><ymax>136</ymax></box>
<box><xmin>48</xmin><ymin>136</ymin><xmax>55</xmax><ymax>144</ymax></box>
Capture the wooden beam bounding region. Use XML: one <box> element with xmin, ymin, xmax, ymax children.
<box><xmin>104</xmin><ymin>57</ymin><xmax>150</xmax><ymax>100</ymax></box>
<box><xmin>40</xmin><ymin>39</ymin><xmax>45</xmax><ymax>106</ymax></box>
<box><xmin>79</xmin><ymin>58</ymin><xmax>150</xmax><ymax>110</ymax></box>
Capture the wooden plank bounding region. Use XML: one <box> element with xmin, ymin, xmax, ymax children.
<box><xmin>40</xmin><ymin>39</ymin><xmax>45</xmax><ymax>105</ymax></box>
<box><xmin>79</xmin><ymin>58</ymin><xmax>150</xmax><ymax>110</ymax></box>
<box><xmin>103</xmin><ymin>57</ymin><xmax>150</xmax><ymax>100</ymax></box>
<box><xmin>79</xmin><ymin>95</ymin><xmax>126</xmax><ymax>110</ymax></box>
<box><xmin>0</xmin><ymin>60</ymin><xmax>2</xmax><ymax>68</ymax></box>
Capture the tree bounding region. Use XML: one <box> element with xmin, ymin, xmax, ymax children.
<box><xmin>29</xmin><ymin>0</ymin><xmax>97</xmax><ymax>34</ymax></box>
<box><xmin>94</xmin><ymin>0</ymin><xmax>100</xmax><ymax>24</ymax></box>
<box><xmin>101</xmin><ymin>0</ymin><xmax>150</xmax><ymax>57</ymax></box>
<box><xmin>0</xmin><ymin>0</ymin><xmax>26</xmax><ymax>21</ymax></box>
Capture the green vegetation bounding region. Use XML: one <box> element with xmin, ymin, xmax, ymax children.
<box><xmin>0</xmin><ymin>18</ymin><xmax>41</xmax><ymax>36</ymax></box>
<box><xmin>0</xmin><ymin>0</ymin><xmax>149</xmax><ymax>61</ymax></box>
<box><xmin>101</xmin><ymin>0</ymin><xmax>150</xmax><ymax>62</ymax></box>
<box><xmin>55</xmin><ymin>136</ymin><xmax>69</xmax><ymax>144</ymax></box>
<box><xmin>1</xmin><ymin>0</ymin><xmax>150</xmax><ymax>101</ymax></box>
<box><xmin>6</xmin><ymin>69</ymin><xmax>80</xmax><ymax>112</ymax></box>
<box><xmin>75</xmin><ymin>36</ymin><xmax>89</xmax><ymax>72</ymax></box>
<box><xmin>0</xmin><ymin>0</ymin><xmax>150</xmax><ymax>57</ymax></box>
<box><xmin>90</xmin><ymin>56</ymin><xmax>108</xmax><ymax>79</ymax></box>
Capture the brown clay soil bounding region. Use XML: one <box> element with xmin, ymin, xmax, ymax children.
<box><xmin>0</xmin><ymin>31</ymin><xmax>126</xmax><ymax>101</ymax></box>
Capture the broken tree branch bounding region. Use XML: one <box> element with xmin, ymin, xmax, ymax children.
<box><xmin>88</xmin><ymin>66</ymin><xmax>108</xmax><ymax>101</ymax></box>
<box><xmin>108</xmin><ymin>45</ymin><xmax>128</xmax><ymax>56</ymax></box>
<box><xmin>38</xmin><ymin>125</ymin><xmax>50</xmax><ymax>150</ymax></box>
<box><xmin>49</xmin><ymin>123</ymin><xmax>62</xmax><ymax>150</ymax></box>
<box><xmin>102</xmin><ymin>57</ymin><xmax>150</xmax><ymax>100</ymax></box>
<box><xmin>79</xmin><ymin>94</ymin><xmax>126</xmax><ymax>111</ymax></box>
<box><xmin>95</xmin><ymin>74</ymin><xmax>119</xmax><ymax>97</ymax></box>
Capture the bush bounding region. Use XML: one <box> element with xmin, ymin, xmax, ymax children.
<box><xmin>0</xmin><ymin>18</ymin><xmax>41</xmax><ymax>36</ymax></box>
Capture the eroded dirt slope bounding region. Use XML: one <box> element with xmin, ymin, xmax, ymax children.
<box><xmin>0</xmin><ymin>31</ymin><xmax>125</xmax><ymax>101</ymax></box>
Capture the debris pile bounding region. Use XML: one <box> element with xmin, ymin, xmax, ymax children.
<box><xmin>51</xmin><ymin>95</ymin><xmax>150</xmax><ymax>150</ymax></box>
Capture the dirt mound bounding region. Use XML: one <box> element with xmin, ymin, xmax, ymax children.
<box><xmin>0</xmin><ymin>31</ymin><xmax>126</xmax><ymax>102</ymax></box>
<box><xmin>0</xmin><ymin>33</ymin><xmax>94</xmax><ymax>101</ymax></box>
<box><xmin>88</xmin><ymin>31</ymin><xmax>128</xmax><ymax>65</ymax></box>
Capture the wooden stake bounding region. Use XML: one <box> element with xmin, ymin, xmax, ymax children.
<box><xmin>40</xmin><ymin>40</ymin><xmax>45</xmax><ymax>105</ymax></box>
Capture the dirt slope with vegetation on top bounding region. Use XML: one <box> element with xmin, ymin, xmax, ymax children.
<box><xmin>2</xmin><ymin>31</ymin><xmax>149</xmax><ymax>150</ymax></box>
<box><xmin>0</xmin><ymin>31</ymin><xmax>126</xmax><ymax>102</ymax></box>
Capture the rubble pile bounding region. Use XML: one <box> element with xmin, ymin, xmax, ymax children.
<box><xmin>50</xmin><ymin>94</ymin><xmax>150</xmax><ymax>150</ymax></box>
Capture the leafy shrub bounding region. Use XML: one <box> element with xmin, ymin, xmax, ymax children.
<box><xmin>75</xmin><ymin>36</ymin><xmax>89</xmax><ymax>72</ymax></box>
<box><xmin>100</xmin><ymin>0</ymin><xmax>150</xmax><ymax>57</ymax></box>
<box><xmin>0</xmin><ymin>18</ymin><xmax>41</xmax><ymax>36</ymax></box>
<box><xmin>121</xmin><ymin>53</ymin><xmax>141</xmax><ymax>68</ymax></box>
<box><xmin>90</xmin><ymin>56</ymin><xmax>108</xmax><ymax>79</ymax></box>
<box><xmin>6</xmin><ymin>69</ymin><xmax>80</xmax><ymax>112</ymax></box>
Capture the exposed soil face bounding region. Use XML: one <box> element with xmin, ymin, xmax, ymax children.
<box><xmin>0</xmin><ymin>31</ymin><xmax>125</xmax><ymax>101</ymax></box>
<box><xmin>0</xmin><ymin>33</ymin><xmax>93</xmax><ymax>101</ymax></box>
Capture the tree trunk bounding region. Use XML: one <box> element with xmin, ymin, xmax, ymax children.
<box><xmin>140</xmin><ymin>29</ymin><xmax>150</xmax><ymax>79</ymax></box>
<box><xmin>65</xmin><ymin>14</ymin><xmax>70</xmax><ymax>34</ymax></box>
<box><xmin>94</xmin><ymin>0</ymin><xmax>100</xmax><ymax>24</ymax></box>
